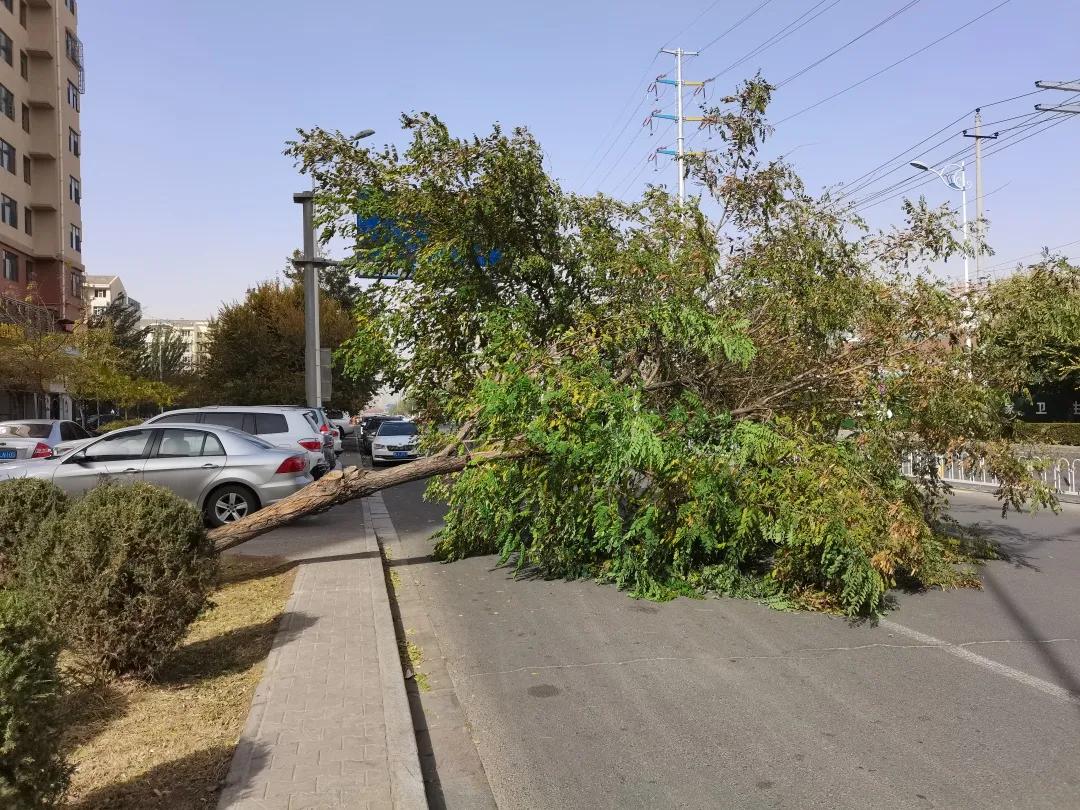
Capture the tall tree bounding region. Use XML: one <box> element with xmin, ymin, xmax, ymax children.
<box><xmin>212</xmin><ymin>81</ymin><xmax>1058</xmax><ymax>617</ymax></box>
<box><xmin>200</xmin><ymin>280</ymin><xmax>376</xmax><ymax>409</ymax></box>
<box><xmin>87</xmin><ymin>299</ymin><xmax>148</xmax><ymax>376</ymax></box>
<box><xmin>139</xmin><ymin>324</ymin><xmax>190</xmax><ymax>384</ymax></box>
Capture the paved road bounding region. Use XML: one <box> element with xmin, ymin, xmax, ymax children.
<box><xmin>379</xmin><ymin>479</ymin><xmax>1080</xmax><ymax>809</ymax></box>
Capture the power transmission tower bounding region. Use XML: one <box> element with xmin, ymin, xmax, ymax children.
<box><xmin>962</xmin><ymin>108</ymin><xmax>998</xmax><ymax>280</ymax></box>
<box><xmin>1034</xmin><ymin>80</ymin><xmax>1080</xmax><ymax>114</ymax></box>
<box><xmin>652</xmin><ymin>48</ymin><xmax>704</xmax><ymax>202</ymax></box>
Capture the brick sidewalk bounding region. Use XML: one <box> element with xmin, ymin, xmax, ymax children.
<box><xmin>217</xmin><ymin>497</ymin><xmax>426</xmax><ymax>810</ymax></box>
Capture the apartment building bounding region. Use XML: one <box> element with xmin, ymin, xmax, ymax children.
<box><xmin>0</xmin><ymin>0</ymin><xmax>84</xmax><ymax>323</ymax></box>
<box><xmin>140</xmin><ymin>317</ymin><xmax>212</xmax><ymax>368</ymax></box>
<box><xmin>83</xmin><ymin>273</ymin><xmax>141</xmax><ymax>318</ymax></box>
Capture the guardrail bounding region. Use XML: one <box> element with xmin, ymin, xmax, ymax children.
<box><xmin>902</xmin><ymin>452</ymin><xmax>1080</xmax><ymax>497</ymax></box>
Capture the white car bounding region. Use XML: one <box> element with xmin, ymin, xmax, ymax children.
<box><xmin>143</xmin><ymin>406</ymin><xmax>332</xmax><ymax>478</ymax></box>
<box><xmin>0</xmin><ymin>419</ymin><xmax>95</xmax><ymax>462</ymax></box>
<box><xmin>326</xmin><ymin>408</ymin><xmax>353</xmax><ymax>437</ymax></box>
<box><xmin>371</xmin><ymin>420</ymin><xmax>421</xmax><ymax>465</ymax></box>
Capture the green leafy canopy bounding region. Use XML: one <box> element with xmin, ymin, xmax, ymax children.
<box><xmin>286</xmin><ymin>78</ymin><xmax>1066</xmax><ymax>616</ymax></box>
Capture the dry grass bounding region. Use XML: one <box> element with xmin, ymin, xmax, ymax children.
<box><xmin>61</xmin><ymin>554</ymin><xmax>297</xmax><ymax>810</ymax></box>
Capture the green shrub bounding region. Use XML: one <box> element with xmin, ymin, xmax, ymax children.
<box><xmin>1014</xmin><ymin>421</ymin><xmax>1080</xmax><ymax>446</ymax></box>
<box><xmin>0</xmin><ymin>480</ymin><xmax>67</xmax><ymax>587</ymax></box>
<box><xmin>20</xmin><ymin>483</ymin><xmax>218</xmax><ymax>679</ymax></box>
<box><xmin>0</xmin><ymin>590</ymin><xmax>69</xmax><ymax>808</ymax></box>
<box><xmin>97</xmin><ymin>417</ymin><xmax>146</xmax><ymax>434</ymax></box>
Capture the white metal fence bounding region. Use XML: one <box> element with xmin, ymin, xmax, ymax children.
<box><xmin>902</xmin><ymin>453</ymin><xmax>1080</xmax><ymax>497</ymax></box>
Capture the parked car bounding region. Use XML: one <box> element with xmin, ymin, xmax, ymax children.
<box><xmin>360</xmin><ymin>415</ymin><xmax>404</xmax><ymax>454</ymax></box>
<box><xmin>142</xmin><ymin>406</ymin><xmax>333</xmax><ymax>478</ymax></box>
<box><xmin>0</xmin><ymin>419</ymin><xmax>94</xmax><ymax>462</ymax></box>
<box><xmin>0</xmin><ymin>423</ymin><xmax>313</xmax><ymax>527</ymax></box>
<box><xmin>326</xmin><ymin>408</ymin><xmax>353</xmax><ymax>437</ymax></box>
<box><xmin>370</xmin><ymin>420</ymin><xmax>421</xmax><ymax>465</ymax></box>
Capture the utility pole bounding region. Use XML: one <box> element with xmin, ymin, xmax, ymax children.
<box><xmin>962</xmin><ymin>108</ymin><xmax>998</xmax><ymax>281</ymax></box>
<box><xmin>1035</xmin><ymin>80</ymin><xmax>1080</xmax><ymax>115</ymax></box>
<box><xmin>654</xmin><ymin>48</ymin><xmax>702</xmax><ymax>202</ymax></box>
<box><xmin>294</xmin><ymin>190</ymin><xmax>322</xmax><ymax>408</ymax></box>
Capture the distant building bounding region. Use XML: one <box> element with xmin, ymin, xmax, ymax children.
<box><xmin>140</xmin><ymin>317</ymin><xmax>211</xmax><ymax>367</ymax></box>
<box><xmin>83</xmin><ymin>274</ymin><xmax>141</xmax><ymax>318</ymax></box>
<box><xmin>0</xmin><ymin>0</ymin><xmax>86</xmax><ymax>324</ymax></box>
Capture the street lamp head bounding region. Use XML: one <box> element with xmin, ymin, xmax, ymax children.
<box><xmin>356</xmin><ymin>129</ymin><xmax>375</xmax><ymax>139</ymax></box>
<box><xmin>909</xmin><ymin>160</ymin><xmax>930</xmax><ymax>171</ymax></box>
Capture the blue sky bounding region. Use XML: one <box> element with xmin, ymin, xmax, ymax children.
<box><xmin>81</xmin><ymin>0</ymin><xmax>1080</xmax><ymax>318</ymax></box>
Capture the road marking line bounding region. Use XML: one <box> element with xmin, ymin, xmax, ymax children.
<box><xmin>881</xmin><ymin>620</ymin><xmax>1080</xmax><ymax>707</ymax></box>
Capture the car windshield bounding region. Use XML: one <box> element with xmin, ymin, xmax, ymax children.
<box><xmin>0</xmin><ymin>422</ymin><xmax>51</xmax><ymax>438</ymax></box>
<box><xmin>378</xmin><ymin>422</ymin><xmax>417</xmax><ymax>437</ymax></box>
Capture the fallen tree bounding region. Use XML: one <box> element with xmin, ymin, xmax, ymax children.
<box><xmin>219</xmin><ymin>77</ymin><xmax>1073</xmax><ymax>616</ymax></box>
<box><xmin>207</xmin><ymin>448</ymin><xmax>518</xmax><ymax>552</ymax></box>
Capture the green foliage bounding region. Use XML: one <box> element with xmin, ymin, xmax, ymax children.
<box><xmin>0</xmin><ymin>591</ymin><xmax>70</xmax><ymax>808</ymax></box>
<box><xmin>290</xmin><ymin>79</ymin><xmax>1055</xmax><ymax>616</ymax></box>
<box><xmin>20</xmin><ymin>483</ymin><xmax>218</xmax><ymax>679</ymax></box>
<box><xmin>201</xmin><ymin>280</ymin><xmax>376</xmax><ymax>410</ymax></box>
<box><xmin>97</xmin><ymin>417</ymin><xmax>147</xmax><ymax>433</ymax></box>
<box><xmin>975</xmin><ymin>259</ymin><xmax>1080</xmax><ymax>391</ymax></box>
<box><xmin>0</xmin><ymin>480</ymin><xmax>67</xmax><ymax>587</ymax></box>
<box><xmin>1014</xmin><ymin>421</ymin><xmax>1080</xmax><ymax>447</ymax></box>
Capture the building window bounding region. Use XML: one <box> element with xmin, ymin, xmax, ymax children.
<box><xmin>20</xmin><ymin>102</ymin><xmax>28</xmax><ymax>132</ymax></box>
<box><xmin>18</xmin><ymin>1</ymin><xmax>24</xmax><ymax>28</ymax></box>
<box><xmin>93</xmin><ymin>288</ymin><xmax>105</xmax><ymax>298</ymax></box>
<box><xmin>0</xmin><ymin>28</ymin><xmax>11</xmax><ymax>66</ymax></box>
<box><xmin>70</xmin><ymin>270</ymin><xmax>81</xmax><ymax>296</ymax></box>
<box><xmin>65</xmin><ymin>30</ymin><xmax>78</xmax><ymax>62</ymax></box>
<box><xmin>0</xmin><ymin>84</ymin><xmax>13</xmax><ymax>120</ymax></box>
<box><xmin>1036</xmin><ymin>401</ymin><xmax>1048</xmax><ymax>415</ymax></box>
<box><xmin>24</xmin><ymin>257</ymin><xmax>32</xmax><ymax>280</ymax></box>
<box><xmin>67</xmin><ymin>80</ymin><xmax>79</xmax><ymax>111</ymax></box>
<box><xmin>2</xmin><ymin>251</ymin><xmax>16</xmax><ymax>282</ymax></box>
<box><xmin>65</xmin><ymin>0</ymin><xmax>76</xmax><ymax>15</ymax></box>
<box><xmin>22</xmin><ymin>205</ymin><xmax>29</xmax><ymax>235</ymax></box>
<box><xmin>0</xmin><ymin>138</ymin><xmax>14</xmax><ymax>174</ymax></box>
<box><xmin>0</xmin><ymin>1</ymin><xmax>11</xmax><ymax>15</ymax></box>
<box><xmin>68</xmin><ymin>128</ymin><xmax>79</xmax><ymax>156</ymax></box>
<box><xmin>22</xmin><ymin>154</ymin><xmax>29</xmax><ymax>183</ymax></box>
<box><xmin>69</xmin><ymin>223</ymin><xmax>80</xmax><ymax>252</ymax></box>
<box><xmin>1</xmin><ymin>194</ymin><xmax>16</xmax><ymax>228</ymax></box>
<box><xmin>18</xmin><ymin>49</ymin><xmax>25</xmax><ymax>78</ymax></box>
<box><xmin>69</xmin><ymin>175</ymin><xmax>80</xmax><ymax>203</ymax></box>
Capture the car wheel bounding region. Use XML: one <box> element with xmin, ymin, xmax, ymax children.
<box><xmin>205</xmin><ymin>484</ymin><xmax>260</xmax><ymax>528</ymax></box>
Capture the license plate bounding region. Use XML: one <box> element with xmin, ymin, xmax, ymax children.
<box><xmin>0</xmin><ymin>449</ymin><xmax>16</xmax><ymax>460</ymax></box>
<box><xmin>393</xmin><ymin>451</ymin><xmax>410</xmax><ymax>458</ymax></box>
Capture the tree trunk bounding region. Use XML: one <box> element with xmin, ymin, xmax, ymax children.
<box><xmin>207</xmin><ymin>449</ymin><xmax>518</xmax><ymax>553</ymax></box>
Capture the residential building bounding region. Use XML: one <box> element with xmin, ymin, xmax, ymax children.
<box><xmin>83</xmin><ymin>273</ymin><xmax>141</xmax><ymax>318</ymax></box>
<box><xmin>140</xmin><ymin>317</ymin><xmax>211</xmax><ymax>367</ymax></box>
<box><xmin>0</xmin><ymin>0</ymin><xmax>84</xmax><ymax>323</ymax></box>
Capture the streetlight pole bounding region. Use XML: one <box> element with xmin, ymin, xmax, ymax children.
<box><xmin>910</xmin><ymin>159</ymin><xmax>971</xmax><ymax>349</ymax></box>
<box><xmin>293</xmin><ymin>129</ymin><xmax>374</xmax><ymax>409</ymax></box>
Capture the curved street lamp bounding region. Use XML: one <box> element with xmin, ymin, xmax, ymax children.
<box><xmin>911</xmin><ymin>158</ymin><xmax>971</xmax><ymax>349</ymax></box>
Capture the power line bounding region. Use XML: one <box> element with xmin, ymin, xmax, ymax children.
<box><xmin>705</xmin><ymin>0</ymin><xmax>844</xmax><ymax>83</ymax></box>
<box><xmin>777</xmin><ymin>0</ymin><xmax>925</xmax><ymax>87</ymax></box>
<box><xmin>594</xmin><ymin>99</ymin><xmax>676</xmax><ymax>192</ymax></box>
<box><xmin>576</xmin><ymin>54</ymin><xmax>661</xmax><ymax>192</ymax></box>
<box><xmin>698</xmin><ymin>0</ymin><xmax>776</xmax><ymax>52</ymax></box>
<box><xmin>982</xmin><ymin>237</ymin><xmax>1080</xmax><ymax>272</ymax></box>
<box><xmin>776</xmin><ymin>0</ymin><xmax>1013</xmax><ymax>124</ymax></box>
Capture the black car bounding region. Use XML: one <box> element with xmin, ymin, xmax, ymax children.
<box><xmin>359</xmin><ymin>415</ymin><xmax>404</xmax><ymax>454</ymax></box>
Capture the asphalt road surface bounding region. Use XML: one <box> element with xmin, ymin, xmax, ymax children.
<box><xmin>378</xmin><ymin>478</ymin><xmax>1080</xmax><ymax>809</ymax></box>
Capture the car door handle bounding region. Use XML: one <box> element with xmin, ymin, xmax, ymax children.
<box><xmin>200</xmin><ymin>463</ymin><xmax>220</xmax><ymax>469</ymax></box>
<box><xmin>121</xmin><ymin>467</ymin><xmax>139</xmax><ymax>474</ymax></box>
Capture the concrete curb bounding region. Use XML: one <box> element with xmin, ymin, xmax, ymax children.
<box><xmin>946</xmin><ymin>480</ymin><xmax>1080</xmax><ymax>505</ymax></box>
<box><xmin>363</xmin><ymin>494</ymin><xmax>429</xmax><ymax>809</ymax></box>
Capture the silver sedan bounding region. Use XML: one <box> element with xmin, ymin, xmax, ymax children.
<box><xmin>0</xmin><ymin>422</ymin><xmax>313</xmax><ymax>527</ymax></box>
<box><xmin>0</xmin><ymin>419</ymin><xmax>95</xmax><ymax>462</ymax></box>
